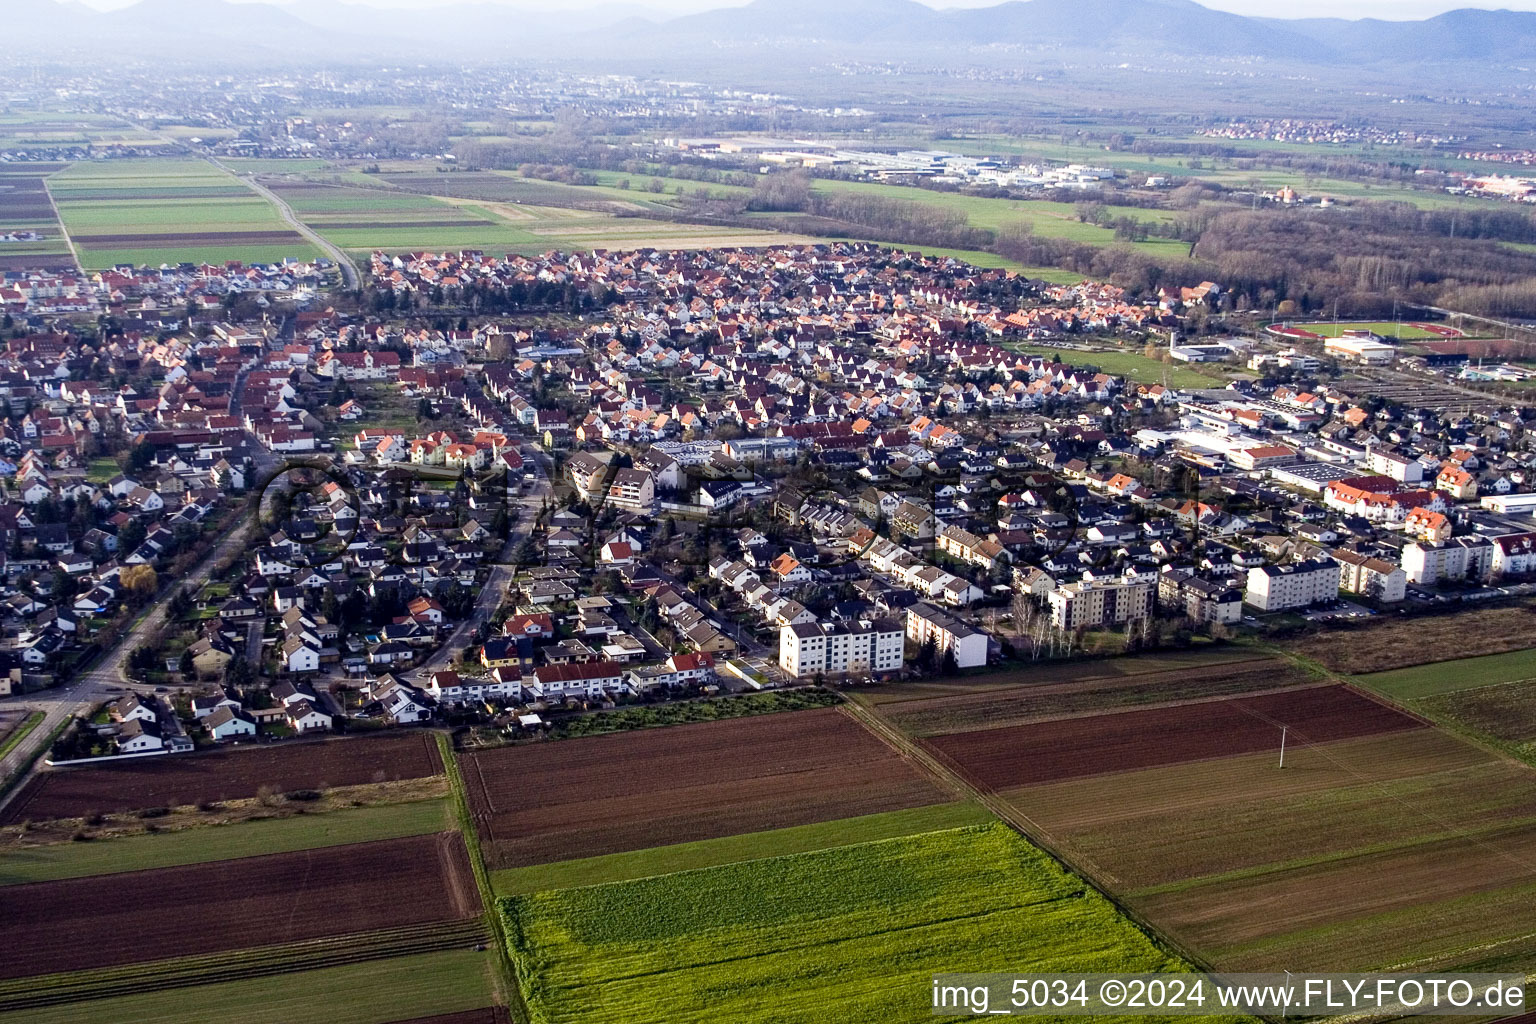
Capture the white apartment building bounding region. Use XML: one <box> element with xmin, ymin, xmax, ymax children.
<box><xmin>779</xmin><ymin>619</ymin><xmax>904</xmax><ymax>678</ymax></box>
<box><xmin>605</xmin><ymin>468</ymin><xmax>656</xmax><ymax>511</ymax></box>
<box><xmin>1330</xmin><ymin>549</ymin><xmax>1407</xmax><ymax>603</ymax></box>
<box><xmin>1401</xmin><ymin>537</ymin><xmax>1493</xmax><ymax>585</ymax></box>
<box><xmin>1158</xmin><ymin>568</ymin><xmax>1243</xmax><ymax>624</ymax></box>
<box><xmin>1047</xmin><ymin>577</ymin><xmax>1153</xmax><ymax>631</ymax></box>
<box><xmin>1367</xmin><ymin>447</ymin><xmax>1424</xmax><ymax>484</ymax></box>
<box><xmin>905</xmin><ymin>602</ymin><xmax>989</xmax><ymax>669</ymax></box>
<box><xmin>1244</xmin><ymin>558</ymin><xmax>1339</xmax><ymax>611</ymax></box>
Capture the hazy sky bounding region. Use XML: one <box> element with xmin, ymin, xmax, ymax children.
<box><xmin>64</xmin><ymin>0</ymin><xmax>1536</xmax><ymax>22</ymax></box>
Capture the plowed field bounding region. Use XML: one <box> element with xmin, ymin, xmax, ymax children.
<box><xmin>0</xmin><ymin>832</ymin><xmax>478</xmax><ymax>979</ymax></box>
<box><xmin>461</xmin><ymin>708</ymin><xmax>948</xmax><ymax>869</ymax></box>
<box><xmin>0</xmin><ymin>733</ymin><xmax>442</xmax><ymax>824</ymax></box>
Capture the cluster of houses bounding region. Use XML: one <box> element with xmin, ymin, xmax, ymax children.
<box><xmin>0</xmin><ymin>258</ymin><xmax>331</xmax><ymax>317</ymax></box>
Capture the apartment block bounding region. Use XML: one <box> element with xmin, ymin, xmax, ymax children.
<box><xmin>1244</xmin><ymin>558</ymin><xmax>1339</xmax><ymax>611</ymax></box>
<box><xmin>1401</xmin><ymin>537</ymin><xmax>1493</xmax><ymax>585</ymax></box>
<box><xmin>1047</xmin><ymin>577</ymin><xmax>1153</xmax><ymax>631</ymax></box>
<box><xmin>1330</xmin><ymin>549</ymin><xmax>1407</xmax><ymax>603</ymax></box>
<box><xmin>905</xmin><ymin>602</ymin><xmax>989</xmax><ymax>669</ymax></box>
<box><xmin>1157</xmin><ymin>567</ymin><xmax>1243</xmax><ymax>624</ymax></box>
<box><xmin>779</xmin><ymin>619</ymin><xmax>904</xmax><ymax>678</ymax></box>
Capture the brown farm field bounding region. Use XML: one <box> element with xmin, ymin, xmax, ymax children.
<box><xmin>860</xmin><ymin>645</ymin><xmax>1268</xmax><ymax>706</ymax></box>
<box><xmin>0</xmin><ymin>733</ymin><xmax>442</xmax><ymax>824</ymax></box>
<box><xmin>0</xmin><ymin>832</ymin><xmax>478</xmax><ymax>980</ymax></box>
<box><xmin>881</xmin><ymin>655</ymin><xmax>1312</xmax><ymax>737</ymax></box>
<box><xmin>1137</xmin><ymin>822</ymin><xmax>1536</xmax><ymax>972</ymax></box>
<box><xmin>1291</xmin><ymin>601</ymin><xmax>1536</xmax><ymax>673</ymax></box>
<box><xmin>461</xmin><ymin>707</ymin><xmax>950</xmax><ymax>869</ymax></box>
<box><xmin>924</xmin><ymin>684</ymin><xmax>1423</xmax><ymax>789</ymax></box>
<box><xmin>1008</xmin><ymin>729</ymin><xmax>1534</xmax><ymax>888</ymax></box>
<box><xmin>897</xmin><ymin>676</ymin><xmax>1536</xmax><ymax>975</ymax></box>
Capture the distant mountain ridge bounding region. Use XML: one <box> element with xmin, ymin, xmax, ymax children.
<box><xmin>15</xmin><ymin>0</ymin><xmax>1536</xmax><ymax>64</ymax></box>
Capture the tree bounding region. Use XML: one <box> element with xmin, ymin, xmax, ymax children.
<box><xmin>179</xmin><ymin>648</ymin><xmax>196</xmax><ymax>678</ymax></box>
<box><xmin>120</xmin><ymin>564</ymin><xmax>158</xmax><ymax>603</ymax></box>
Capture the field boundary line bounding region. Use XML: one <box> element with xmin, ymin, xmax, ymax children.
<box><xmin>38</xmin><ymin>175</ymin><xmax>81</xmax><ymax>275</ymax></box>
<box><xmin>439</xmin><ymin>731</ymin><xmax>528</xmax><ymax>1024</ymax></box>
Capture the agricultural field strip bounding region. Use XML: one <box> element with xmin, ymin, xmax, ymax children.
<box><xmin>463</xmin><ymin>707</ymin><xmax>951</xmax><ymax>870</ymax></box>
<box><xmin>44</xmin><ymin>158</ymin><xmax>319</xmax><ymax>267</ymax></box>
<box><xmin>0</xmin><ymin>948</ymin><xmax>496</xmax><ymax>1024</ymax></box>
<box><xmin>0</xmin><ymin>796</ymin><xmax>452</xmax><ymax>886</ymax></box>
<box><xmin>1415</xmin><ymin>678</ymin><xmax>1536</xmax><ymax>748</ymax></box>
<box><xmin>922</xmin><ymin>683</ymin><xmax>1422</xmax><ymax>788</ymax></box>
<box><xmin>962</xmin><ymin>683</ymin><xmax>1536</xmax><ymax>973</ymax></box>
<box><xmin>489</xmin><ymin>801</ymin><xmax>991</xmax><ymax>895</ymax></box>
<box><xmin>1352</xmin><ymin>647</ymin><xmax>1536</xmax><ymax>699</ymax></box>
<box><xmin>503</xmin><ymin>823</ymin><xmax>1194</xmax><ymax>1024</ymax></box>
<box><xmin>1020</xmin><ymin>749</ymin><xmax>1536</xmax><ymax>896</ymax></box>
<box><xmin>0</xmin><ymin>919</ymin><xmax>489</xmax><ymax>1013</ymax></box>
<box><xmin>882</xmin><ymin>656</ymin><xmax>1305</xmax><ymax>736</ymax></box>
<box><xmin>0</xmin><ymin>732</ymin><xmax>443</xmax><ymax>824</ymax></box>
<box><xmin>1006</xmin><ymin>685</ymin><xmax>1536</xmax><ymax>878</ymax></box>
<box><xmin>1135</xmin><ymin>821</ymin><xmax>1536</xmax><ymax>961</ymax></box>
<box><xmin>0</xmin><ymin>832</ymin><xmax>480</xmax><ymax>981</ymax></box>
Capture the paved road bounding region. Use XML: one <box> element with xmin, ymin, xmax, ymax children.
<box><xmin>418</xmin><ymin>454</ymin><xmax>552</xmax><ymax>677</ymax></box>
<box><xmin>207</xmin><ymin>156</ymin><xmax>360</xmax><ymax>291</ymax></box>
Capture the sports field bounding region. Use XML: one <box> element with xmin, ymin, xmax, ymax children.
<box><xmin>48</xmin><ymin>158</ymin><xmax>318</xmax><ymax>269</ymax></box>
<box><xmin>503</xmin><ymin>823</ymin><xmax>1192</xmax><ymax>1024</ymax></box>
<box><xmin>1285</xmin><ymin>321</ymin><xmax>1452</xmax><ymax>339</ymax></box>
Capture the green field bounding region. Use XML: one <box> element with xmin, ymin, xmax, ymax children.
<box><xmin>48</xmin><ymin>158</ymin><xmax>319</xmax><ymax>269</ymax></box>
<box><xmin>267</xmin><ymin>178</ymin><xmax>800</xmax><ymax>257</ymax></box>
<box><xmin>492</xmin><ymin>802</ymin><xmax>991</xmax><ymax>895</ymax></box>
<box><xmin>0</xmin><ymin>949</ymin><xmax>495</xmax><ymax>1024</ymax></box>
<box><xmin>1353</xmin><ymin>648</ymin><xmax>1536</xmax><ymax>699</ymax></box>
<box><xmin>1290</xmin><ymin>321</ymin><xmax>1447</xmax><ymax>339</ymax></box>
<box><xmin>0</xmin><ymin>797</ymin><xmax>452</xmax><ymax>886</ymax></box>
<box><xmin>1011</xmin><ymin>342</ymin><xmax>1224</xmax><ymax>388</ymax></box>
<box><xmin>504</xmin><ymin>822</ymin><xmax>1193</xmax><ymax>1024</ymax></box>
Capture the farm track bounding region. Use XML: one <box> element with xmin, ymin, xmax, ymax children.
<box><xmin>0</xmin><ymin>918</ymin><xmax>490</xmax><ymax>1013</ymax></box>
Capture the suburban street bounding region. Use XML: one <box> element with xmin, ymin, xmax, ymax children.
<box><xmin>0</xmin><ymin>515</ymin><xmax>258</xmax><ymax>804</ymax></box>
<box><xmin>418</xmin><ymin>453</ymin><xmax>552</xmax><ymax>676</ymax></box>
